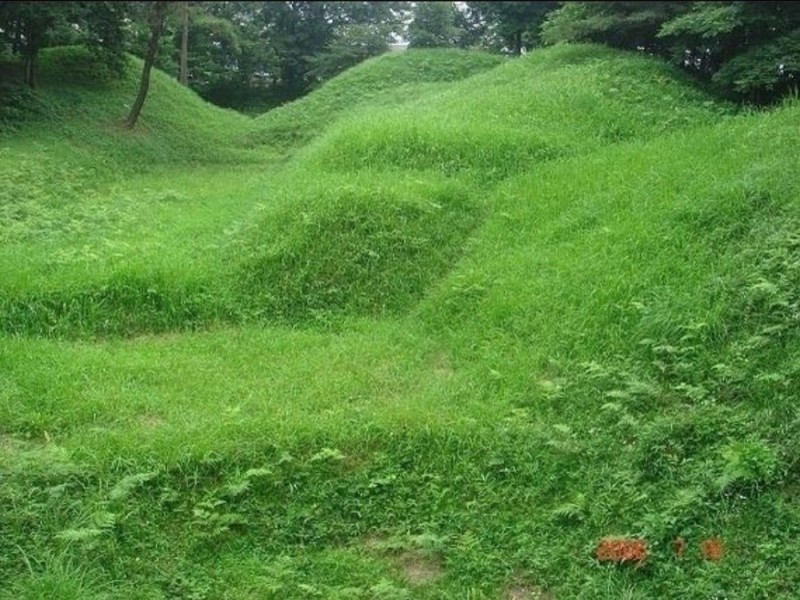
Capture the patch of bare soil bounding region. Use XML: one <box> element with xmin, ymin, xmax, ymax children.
<box><xmin>396</xmin><ymin>550</ymin><xmax>443</xmax><ymax>586</ymax></box>
<box><xmin>361</xmin><ymin>533</ymin><xmax>444</xmax><ymax>586</ymax></box>
<box><xmin>432</xmin><ymin>353</ymin><xmax>454</xmax><ymax>379</ymax></box>
<box><xmin>137</xmin><ymin>414</ymin><xmax>165</xmax><ymax>429</ymax></box>
<box><xmin>504</xmin><ymin>584</ymin><xmax>554</xmax><ymax>600</ymax></box>
<box><xmin>0</xmin><ymin>433</ymin><xmax>49</xmax><ymax>452</ymax></box>
<box><xmin>0</xmin><ymin>434</ymin><xmax>16</xmax><ymax>452</ymax></box>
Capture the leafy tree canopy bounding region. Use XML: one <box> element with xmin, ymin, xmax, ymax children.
<box><xmin>541</xmin><ymin>1</ymin><xmax>800</xmax><ymax>104</ymax></box>
<box><xmin>407</xmin><ymin>1</ymin><xmax>461</xmax><ymax>49</ymax></box>
<box><xmin>3</xmin><ymin>0</ymin><xmax>798</xmax><ymax>107</ymax></box>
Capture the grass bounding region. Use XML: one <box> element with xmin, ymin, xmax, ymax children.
<box><xmin>299</xmin><ymin>45</ymin><xmax>729</xmax><ymax>181</ymax></box>
<box><xmin>1</xmin><ymin>47</ymin><xmax>259</xmax><ymax>169</ymax></box>
<box><xmin>1</xmin><ymin>43</ymin><xmax>799</xmax><ymax>598</ymax></box>
<box><xmin>244</xmin><ymin>48</ymin><xmax>507</xmax><ymax>153</ymax></box>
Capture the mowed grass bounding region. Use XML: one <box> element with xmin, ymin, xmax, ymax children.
<box><xmin>2</xmin><ymin>44</ymin><xmax>800</xmax><ymax>599</ymax></box>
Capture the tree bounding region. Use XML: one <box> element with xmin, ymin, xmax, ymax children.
<box><xmin>307</xmin><ymin>2</ymin><xmax>406</xmax><ymax>84</ymax></box>
<box><xmin>0</xmin><ymin>1</ymin><xmax>80</xmax><ymax>86</ymax></box>
<box><xmin>194</xmin><ymin>1</ymin><xmax>280</xmax><ymax>110</ymax></box>
<box><xmin>0</xmin><ymin>1</ymin><xmax>129</xmax><ymax>85</ymax></box>
<box><xmin>307</xmin><ymin>23</ymin><xmax>390</xmax><ymax>84</ymax></box>
<box><xmin>197</xmin><ymin>1</ymin><xmax>405</xmax><ymax>109</ymax></box>
<box><xmin>540</xmin><ymin>2</ymin><xmax>687</xmax><ymax>54</ymax></box>
<box><xmin>407</xmin><ymin>1</ymin><xmax>460</xmax><ymax>48</ymax></box>
<box><xmin>540</xmin><ymin>1</ymin><xmax>800</xmax><ymax>104</ymax></box>
<box><xmin>179</xmin><ymin>1</ymin><xmax>189</xmax><ymax>85</ymax></box>
<box><xmin>126</xmin><ymin>1</ymin><xmax>169</xmax><ymax>128</ymax></box>
<box><xmin>464</xmin><ymin>1</ymin><xmax>559</xmax><ymax>55</ymax></box>
<box><xmin>82</xmin><ymin>1</ymin><xmax>130</xmax><ymax>77</ymax></box>
<box><xmin>713</xmin><ymin>29</ymin><xmax>800</xmax><ymax>104</ymax></box>
<box><xmin>657</xmin><ymin>1</ymin><xmax>800</xmax><ymax>90</ymax></box>
<box><xmin>254</xmin><ymin>1</ymin><xmax>333</xmax><ymax>101</ymax></box>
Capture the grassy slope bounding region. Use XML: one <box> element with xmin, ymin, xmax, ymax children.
<box><xmin>1</xmin><ymin>48</ymin><xmax>507</xmax><ymax>337</ymax></box>
<box><xmin>2</xmin><ymin>45</ymin><xmax>800</xmax><ymax>599</ymax></box>
<box><xmin>299</xmin><ymin>44</ymin><xmax>727</xmax><ymax>179</ymax></box>
<box><xmin>243</xmin><ymin>48</ymin><xmax>507</xmax><ymax>152</ymax></box>
<box><xmin>1</xmin><ymin>47</ymin><xmax>256</xmax><ymax>167</ymax></box>
<box><xmin>0</xmin><ymin>47</ymin><xmax>273</xmax><ymax>330</ymax></box>
<box><xmin>0</xmin><ymin>45</ymin><xmax>726</xmax><ymax>337</ymax></box>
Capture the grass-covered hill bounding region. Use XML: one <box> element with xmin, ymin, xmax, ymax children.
<box><xmin>0</xmin><ymin>47</ymin><xmax>256</xmax><ymax>169</ymax></box>
<box><xmin>0</xmin><ymin>44</ymin><xmax>728</xmax><ymax>338</ymax></box>
<box><xmin>243</xmin><ymin>48</ymin><xmax>507</xmax><ymax>153</ymax></box>
<box><xmin>300</xmin><ymin>45</ymin><xmax>729</xmax><ymax>179</ymax></box>
<box><xmin>1</xmin><ymin>44</ymin><xmax>799</xmax><ymax>599</ymax></box>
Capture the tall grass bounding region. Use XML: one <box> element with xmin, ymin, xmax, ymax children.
<box><xmin>244</xmin><ymin>48</ymin><xmax>506</xmax><ymax>152</ymax></box>
<box><xmin>1</xmin><ymin>44</ymin><xmax>799</xmax><ymax>598</ymax></box>
<box><xmin>300</xmin><ymin>44</ymin><xmax>731</xmax><ymax>180</ymax></box>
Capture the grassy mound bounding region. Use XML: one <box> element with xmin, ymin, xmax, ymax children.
<box><xmin>0</xmin><ymin>46</ymin><xmax>258</xmax><ymax>170</ymax></box>
<box><xmin>235</xmin><ymin>173</ymin><xmax>482</xmax><ymax>322</ymax></box>
<box><xmin>244</xmin><ymin>48</ymin><xmax>506</xmax><ymax>152</ymax></box>
<box><xmin>0</xmin><ymin>162</ymin><xmax>485</xmax><ymax>336</ymax></box>
<box><xmin>302</xmin><ymin>44</ymin><xmax>730</xmax><ymax>180</ymax></box>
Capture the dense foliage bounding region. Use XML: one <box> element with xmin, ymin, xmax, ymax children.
<box><xmin>4</xmin><ymin>1</ymin><xmax>798</xmax><ymax>109</ymax></box>
<box><xmin>1</xmin><ymin>1</ymin><xmax>410</xmax><ymax>111</ymax></box>
<box><xmin>0</xmin><ymin>1</ymin><xmax>128</xmax><ymax>85</ymax></box>
<box><xmin>541</xmin><ymin>1</ymin><xmax>800</xmax><ymax>104</ymax></box>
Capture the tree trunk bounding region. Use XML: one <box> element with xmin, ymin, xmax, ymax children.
<box><xmin>513</xmin><ymin>30</ymin><xmax>522</xmax><ymax>56</ymax></box>
<box><xmin>24</xmin><ymin>52</ymin><xmax>36</xmax><ymax>87</ymax></box>
<box><xmin>179</xmin><ymin>1</ymin><xmax>189</xmax><ymax>86</ymax></box>
<box><xmin>23</xmin><ymin>22</ymin><xmax>40</xmax><ymax>88</ymax></box>
<box><xmin>13</xmin><ymin>19</ymin><xmax>23</xmax><ymax>55</ymax></box>
<box><xmin>125</xmin><ymin>2</ymin><xmax>169</xmax><ymax>128</ymax></box>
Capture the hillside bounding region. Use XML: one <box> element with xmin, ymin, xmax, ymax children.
<box><xmin>243</xmin><ymin>48</ymin><xmax>507</xmax><ymax>153</ymax></box>
<box><xmin>300</xmin><ymin>44</ymin><xmax>730</xmax><ymax>179</ymax></box>
<box><xmin>2</xmin><ymin>44</ymin><xmax>799</xmax><ymax>599</ymax></box>
<box><xmin>0</xmin><ymin>47</ymin><xmax>256</xmax><ymax>168</ymax></box>
<box><xmin>0</xmin><ymin>44</ymin><xmax>730</xmax><ymax>338</ymax></box>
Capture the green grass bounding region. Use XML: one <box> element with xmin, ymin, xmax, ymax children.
<box><xmin>300</xmin><ymin>45</ymin><xmax>730</xmax><ymax>181</ymax></box>
<box><xmin>1</xmin><ymin>47</ymin><xmax>260</xmax><ymax>169</ymax></box>
<box><xmin>1</xmin><ymin>43</ymin><xmax>800</xmax><ymax>598</ymax></box>
<box><xmin>244</xmin><ymin>48</ymin><xmax>507</xmax><ymax>153</ymax></box>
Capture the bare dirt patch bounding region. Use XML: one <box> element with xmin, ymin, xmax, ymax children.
<box><xmin>0</xmin><ymin>434</ymin><xmax>17</xmax><ymax>452</ymax></box>
<box><xmin>0</xmin><ymin>433</ymin><xmax>49</xmax><ymax>452</ymax></box>
<box><xmin>432</xmin><ymin>353</ymin><xmax>454</xmax><ymax>379</ymax></box>
<box><xmin>396</xmin><ymin>550</ymin><xmax>443</xmax><ymax>586</ymax></box>
<box><xmin>361</xmin><ymin>533</ymin><xmax>444</xmax><ymax>586</ymax></box>
<box><xmin>137</xmin><ymin>414</ymin><xmax>165</xmax><ymax>429</ymax></box>
<box><xmin>504</xmin><ymin>584</ymin><xmax>554</xmax><ymax>600</ymax></box>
